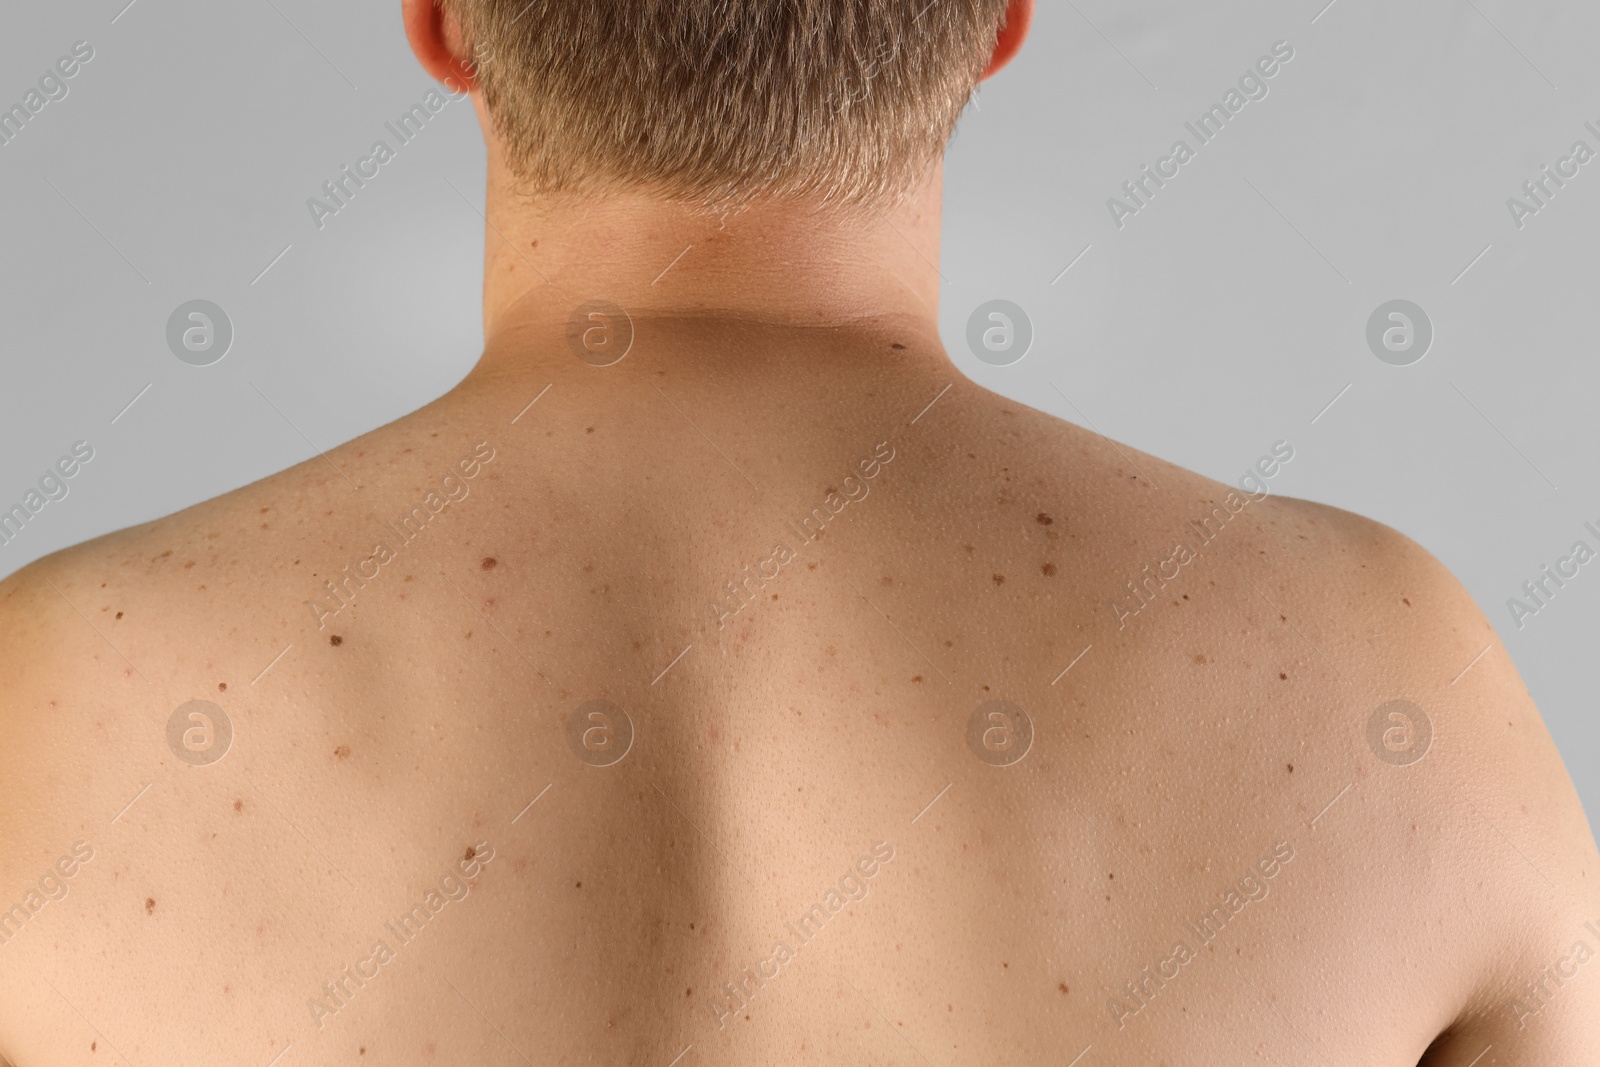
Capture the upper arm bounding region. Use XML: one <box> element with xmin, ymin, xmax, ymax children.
<box><xmin>1284</xmin><ymin>499</ymin><xmax>1600</xmax><ymax>1063</ymax></box>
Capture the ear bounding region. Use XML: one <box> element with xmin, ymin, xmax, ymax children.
<box><xmin>403</xmin><ymin>0</ymin><xmax>478</xmax><ymax>91</ymax></box>
<box><xmin>983</xmin><ymin>0</ymin><xmax>1034</xmax><ymax>80</ymax></box>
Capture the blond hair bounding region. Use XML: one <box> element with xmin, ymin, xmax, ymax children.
<box><xmin>440</xmin><ymin>0</ymin><xmax>1011</xmax><ymax>209</ymax></box>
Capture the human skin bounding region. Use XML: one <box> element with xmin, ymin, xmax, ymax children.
<box><xmin>1</xmin><ymin>4</ymin><xmax>1597</xmax><ymax>1064</ymax></box>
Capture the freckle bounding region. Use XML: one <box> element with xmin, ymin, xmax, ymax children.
<box><xmin>1002</xmin><ymin>962</ymin><xmax>1008</xmax><ymax>968</ymax></box>
<box><xmin>92</xmin><ymin>1042</ymin><xmax>97</xmax><ymax>1051</ymax></box>
<box><xmin>145</xmin><ymin>898</ymin><xmax>156</xmax><ymax>915</ymax></box>
<box><xmin>1036</xmin><ymin>513</ymin><xmax>1053</xmax><ymax>525</ymax></box>
<box><xmin>183</xmin><ymin>560</ymin><xmax>195</xmax><ymax>569</ymax></box>
<box><xmin>1403</xmin><ymin>597</ymin><xmax>1411</xmax><ymax>606</ymax></box>
<box><xmin>686</xmin><ymin>987</ymin><xmax>693</xmax><ymax>997</ymax></box>
<box><xmin>964</xmin><ymin>544</ymin><xmax>975</xmax><ymax>553</ymax></box>
<box><xmin>770</xmin><ymin>594</ymin><xmax>778</xmax><ymax>600</ymax></box>
<box><xmin>912</xmin><ymin>675</ymin><xmax>923</xmax><ymax>684</ymax></box>
<box><xmin>482</xmin><ymin>557</ymin><xmax>498</xmax><ymax>570</ymax></box>
<box><xmin>1287</xmin><ymin>763</ymin><xmax>1294</xmax><ymax>773</ymax></box>
<box><xmin>404</xmin><ymin>575</ymin><xmax>414</xmax><ymax>582</ymax></box>
<box><xmin>586</xmin><ymin>426</ymin><xmax>596</xmax><ymax>434</ymax></box>
<box><xmin>218</xmin><ymin>682</ymin><xmax>226</xmax><ymax>691</ymax></box>
<box><xmin>115</xmin><ymin>611</ymin><xmax>123</xmax><ymax>619</ymax></box>
<box><xmin>576</xmin><ymin>881</ymin><xmax>582</xmax><ymax>888</ymax></box>
<box><xmin>1193</xmin><ymin>654</ymin><xmax>1206</xmax><ymax>664</ymax></box>
<box><xmin>1058</xmin><ymin>982</ymin><xmax>1069</xmax><ymax>994</ymax></box>
<box><xmin>160</xmin><ymin>550</ymin><xmax>172</xmax><ymax>558</ymax></box>
<box><xmin>1042</xmin><ymin>563</ymin><xmax>1057</xmax><ymax>576</ymax></box>
<box><xmin>992</xmin><ymin>574</ymin><xmax>1005</xmax><ymax>585</ymax></box>
<box><xmin>334</xmin><ymin>745</ymin><xmax>351</xmax><ymax>759</ymax></box>
<box><xmin>330</xmin><ymin>635</ymin><xmax>343</xmax><ymax>646</ymax></box>
<box><xmin>234</xmin><ymin>799</ymin><xmax>243</xmax><ymax>812</ymax></box>
<box><xmin>807</xmin><ymin>562</ymin><xmax>817</xmax><ymax>570</ymax></box>
<box><xmin>1279</xmin><ymin>672</ymin><xmax>1288</xmax><ymax>680</ymax></box>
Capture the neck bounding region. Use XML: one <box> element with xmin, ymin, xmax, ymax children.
<box><xmin>466</xmin><ymin>142</ymin><xmax>947</xmax><ymax>374</ymax></box>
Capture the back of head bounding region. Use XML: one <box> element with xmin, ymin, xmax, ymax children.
<box><xmin>441</xmin><ymin>0</ymin><xmax>1014</xmax><ymax>210</ymax></box>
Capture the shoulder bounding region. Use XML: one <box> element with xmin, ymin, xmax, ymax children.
<box><xmin>1246</xmin><ymin>496</ymin><xmax>1600</xmax><ymax>1058</ymax></box>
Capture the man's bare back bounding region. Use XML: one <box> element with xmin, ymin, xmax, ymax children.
<box><xmin>1</xmin><ymin>304</ymin><xmax>1597</xmax><ymax>1065</ymax></box>
<box><xmin>5</xmin><ymin>0</ymin><xmax>1600</xmax><ymax>1059</ymax></box>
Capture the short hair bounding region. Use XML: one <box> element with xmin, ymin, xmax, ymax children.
<box><xmin>440</xmin><ymin>0</ymin><xmax>1012</xmax><ymax>210</ymax></box>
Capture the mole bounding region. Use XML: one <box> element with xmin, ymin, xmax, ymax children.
<box><xmin>481</xmin><ymin>557</ymin><xmax>498</xmax><ymax>570</ymax></box>
<box><xmin>330</xmin><ymin>635</ymin><xmax>343</xmax><ymax>646</ymax></box>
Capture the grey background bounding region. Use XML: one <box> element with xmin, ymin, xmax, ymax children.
<box><xmin>1</xmin><ymin>1</ymin><xmax>1595</xmax><ymax>819</ymax></box>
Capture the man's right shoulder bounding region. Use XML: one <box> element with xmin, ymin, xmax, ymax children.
<box><xmin>0</xmin><ymin>542</ymin><xmax>136</xmax><ymax>828</ymax></box>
